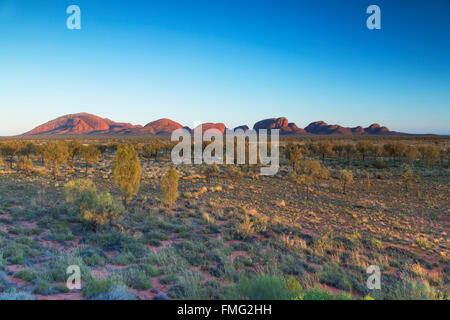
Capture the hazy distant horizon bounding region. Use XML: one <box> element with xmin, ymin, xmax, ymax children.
<box><xmin>1</xmin><ymin>0</ymin><xmax>449</xmax><ymax>136</ymax></box>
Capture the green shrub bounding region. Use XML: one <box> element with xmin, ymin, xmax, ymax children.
<box><xmin>227</xmin><ymin>274</ymin><xmax>291</xmax><ymax>300</ymax></box>
<box><xmin>373</xmin><ymin>160</ymin><xmax>388</xmax><ymax>169</ymax></box>
<box><xmin>167</xmin><ymin>269</ymin><xmax>208</xmax><ymax>299</ymax></box>
<box><xmin>85</xmin><ymin>233</ymin><xmax>147</xmax><ymax>258</ymax></box>
<box><xmin>53</xmin><ymin>284</ymin><xmax>70</xmax><ymax>293</ymax></box>
<box><xmin>82</xmin><ymin>276</ymin><xmax>123</xmax><ymax>299</ymax></box>
<box><xmin>65</xmin><ymin>179</ymin><xmax>127</xmax><ymax>231</ymax></box>
<box><xmin>45</xmin><ymin>253</ymin><xmax>89</xmax><ymax>282</ymax></box>
<box><xmin>121</xmin><ymin>267</ymin><xmax>152</xmax><ymax>290</ymax></box>
<box><xmin>285</xmin><ymin>276</ymin><xmax>303</xmax><ymax>299</ymax></box>
<box><xmin>33</xmin><ymin>278</ymin><xmax>51</xmax><ymax>295</ymax></box>
<box><xmin>14</xmin><ymin>268</ymin><xmax>37</xmax><ymax>282</ymax></box>
<box><xmin>79</xmin><ymin>247</ymin><xmax>107</xmax><ymax>266</ymax></box>
<box><xmin>91</xmin><ymin>284</ymin><xmax>137</xmax><ymax>300</ymax></box>
<box><xmin>319</xmin><ymin>266</ymin><xmax>352</xmax><ymax>292</ymax></box>
<box><xmin>303</xmin><ymin>286</ymin><xmax>353</xmax><ymax>300</ymax></box>
<box><xmin>110</xmin><ymin>251</ymin><xmax>136</xmax><ymax>266</ymax></box>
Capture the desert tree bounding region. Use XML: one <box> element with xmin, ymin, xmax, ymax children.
<box><xmin>20</xmin><ymin>142</ymin><xmax>38</xmax><ymax>160</ymax></box>
<box><xmin>112</xmin><ymin>144</ymin><xmax>142</xmax><ymax>207</ymax></box>
<box><xmin>339</xmin><ymin>169</ymin><xmax>353</xmax><ymax>194</ymax></box>
<box><xmin>141</xmin><ymin>142</ymin><xmax>160</xmax><ymax>164</ymax></box>
<box><xmin>161</xmin><ymin>168</ymin><xmax>179</xmax><ymax>213</ymax></box>
<box><xmin>130</xmin><ymin>140</ymin><xmax>142</xmax><ymax>154</ymax></box>
<box><xmin>356</xmin><ymin>141</ymin><xmax>372</xmax><ymax>160</ymax></box>
<box><xmin>35</xmin><ymin>144</ymin><xmax>46</xmax><ymax>166</ymax></box>
<box><xmin>68</xmin><ymin>140</ymin><xmax>82</xmax><ymax>171</ymax></box>
<box><xmin>384</xmin><ymin>142</ymin><xmax>406</xmax><ymax>161</ymax></box>
<box><xmin>200</xmin><ymin>163</ymin><xmax>220</xmax><ymax>184</ymax></box>
<box><xmin>332</xmin><ymin>144</ymin><xmax>345</xmax><ymax>159</ymax></box>
<box><xmin>317</xmin><ymin>141</ymin><xmax>333</xmax><ymax>160</ymax></box>
<box><xmin>161</xmin><ymin>141</ymin><xmax>176</xmax><ymax>160</ymax></box>
<box><xmin>306</xmin><ymin>142</ymin><xmax>318</xmax><ymax>156</ymax></box>
<box><xmin>369</xmin><ymin>144</ymin><xmax>383</xmax><ymax>159</ymax></box>
<box><xmin>405</xmin><ymin>146</ymin><xmax>419</xmax><ymax>164</ymax></box>
<box><xmin>344</xmin><ymin>144</ymin><xmax>356</xmax><ymax>162</ymax></box>
<box><xmin>401</xmin><ymin>168</ymin><xmax>414</xmax><ymax>191</ymax></box>
<box><xmin>423</xmin><ymin>146</ymin><xmax>440</xmax><ymax>167</ymax></box>
<box><xmin>284</xmin><ymin>143</ymin><xmax>305</xmax><ymax>172</ymax></box>
<box><xmin>294</xmin><ymin>159</ymin><xmax>324</xmax><ymax>200</ymax></box>
<box><xmin>418</xmin><ymin>146</ymin><xmax>426</xmax><ymax>160</ymax></box>
<box><xmin>0</xmin><ymin>141</ymin><xmax>20</xmax><ymax>169</ymax></box>
<box><xmin>80</xmin><ymin>145</ymin><xmax>101</xmax><ymax>176</ymax></box>
<box><xmin>18</xmin><ymin>156</ymin><xmax>33</xmax><ymax>175</ymax></box>
<box><xmin>44</xmin><ymin>141</ymin><xmax>69</xmax><ymax>180</ymax></box>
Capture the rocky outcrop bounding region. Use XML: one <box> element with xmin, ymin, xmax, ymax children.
<box><xmin>22</xmin><ymin>113</ymin><xmax>401</xmax><ymax>136</ymax></box>
<box><xmin>253</xmin><ymin>117</ymin><xmax>308</xmax><ymax>134</ymax></box>
<box><xmin>23</xmin><ymin>113</ymin><xmax>129</xmax><ymax>135</ymax></box>
<box><xmin>194</xmin><ymin>123</ymin><xmax>227</xmax><ymax>134</ymax></box>
<box><xmin>143</xmin><ymin>118</ymin><xmax>183</xmax><ymax>135</ymax></box>
<box><xmin>233</xmin><ymin>125</ymin><xmax>249</xmax><ymax>132</ymax></box>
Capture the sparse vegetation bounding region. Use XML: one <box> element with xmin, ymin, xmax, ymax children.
<box><xmin>0</xmin><ymin>135</ymin><xmax>448</xmax><ymax>300</ymax></box>
<box><xmin>112</xmin><ymin>144</ymin><xmax>142</xmax><ymax>207</ymax></box>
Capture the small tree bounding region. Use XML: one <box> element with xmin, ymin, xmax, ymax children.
<box><xmin>296</xmin><ymin>174</ymin><xmax>315</xmax><ymax>200</ymax></box>
<box><xmin>284</xmin><ymin>143</ymin><xmax>305</xmax><ymax>172</ymax></box>
<box><xmin>317</xmin><ymin>141</ymin><xmax>333</xmax><ymax>160</ymax></box>
<box><xmin>0</xmin><ymin>141</ymin><xmax>20</xmax><ymax>170</ymax></box>
<box><xmin>161</xmin><ymin>168</ymin><xmax>179</xmax><ymax>213</ymax></box>
<box><xmin>201</xmin><ymin>163</ymin><xmax>220</xmax><ymax>184</ymax></box>
<box><xmin>112</xmin><ymin>144</ymin><xmax>142</xmax><ymax>207</ymax></box>
<box><xmin>18</xmin><ymin>157</ymin><xmax>33</xmax><ymax>175</ymax></box>
<box><xmin>384</xmin><ymin>142</ymin><xmax>406</xmax><ymax>161</ymax></box>
<box><xmin>68</xmin><ymin>140</ymin><xmax>82</xmax><ymax>171</ymax></box>
<box><xmin>356</xmin><ymin>142</ymin><xmax>371</xmax><ymax>160</ymax></box>
<box><xmin>401</xmin><ymin>168</ymin><xmax>413</xmax><ymax>191</ymax></box>
<box><xmin>369</xmin><ymin>144</ymin><xmax>383</xmax><ymax>159</ymax></box>
<box><xmin>142</xmin><ymin>142</ymin><xmax>160</xmax><ymax>163</ymax></box>
<box><xmin>423</xmin><ymin>146</ymin><xmax>440</xmax><ymax>167</ymax></box>
<box><xmin>44</xmin><ymin>141</ymin><xmax>68</xmax><ymax>180</ymax></box>
<box><xmin>294</xmin><ymin>159</ymin><xmax>323</xmax><ymax>200</ymax></box>
<box><xmin>20</xmin><ymin>142</ymin><xmax>38</xmax><ymax>160</ymax></box>
<box><xmin>332</xmin><ymin>144</ymin><xmax>345</xmax><ymax>159</ymax></box>
<box><xmin>344</xmin><ymin>144</ymin><xmax>356</xmax><ymax>162</ymax></box>
<box><xmin>80</xmin><ymin>145</ymin><xmax>101</xmax><ymax>176</ymax></box>
<box><xmin>405</xmin><ymin>146</ymin><xmax>419</xmax><ymax>164</ymax></box>
<box><xmin>339</xmin><ymin>169</ymin><xmax>353</xmax><ymax>194</ymax></box>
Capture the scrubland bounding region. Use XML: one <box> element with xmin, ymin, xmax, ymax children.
<box><xmin>0</xmin><ymin>136</ymin><xmax>448</xmax><ymax>300</ymax></box>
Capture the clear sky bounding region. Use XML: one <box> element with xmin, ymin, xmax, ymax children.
<box><xmin>0</xmin><ymin>0</ymin><xmax>449</xmax><ymax>136</ymax></box>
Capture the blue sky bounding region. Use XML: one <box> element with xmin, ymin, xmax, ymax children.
<box><xmin>0</xmin><ymin>0</ymin><xmax>449</xmax><ymax>135</ymax></box>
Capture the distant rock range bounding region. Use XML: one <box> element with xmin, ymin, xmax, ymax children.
<box><xmin>22</xmin><ymin>113</ymin><xmax>406</xmax><ymax>136</ymax></box>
